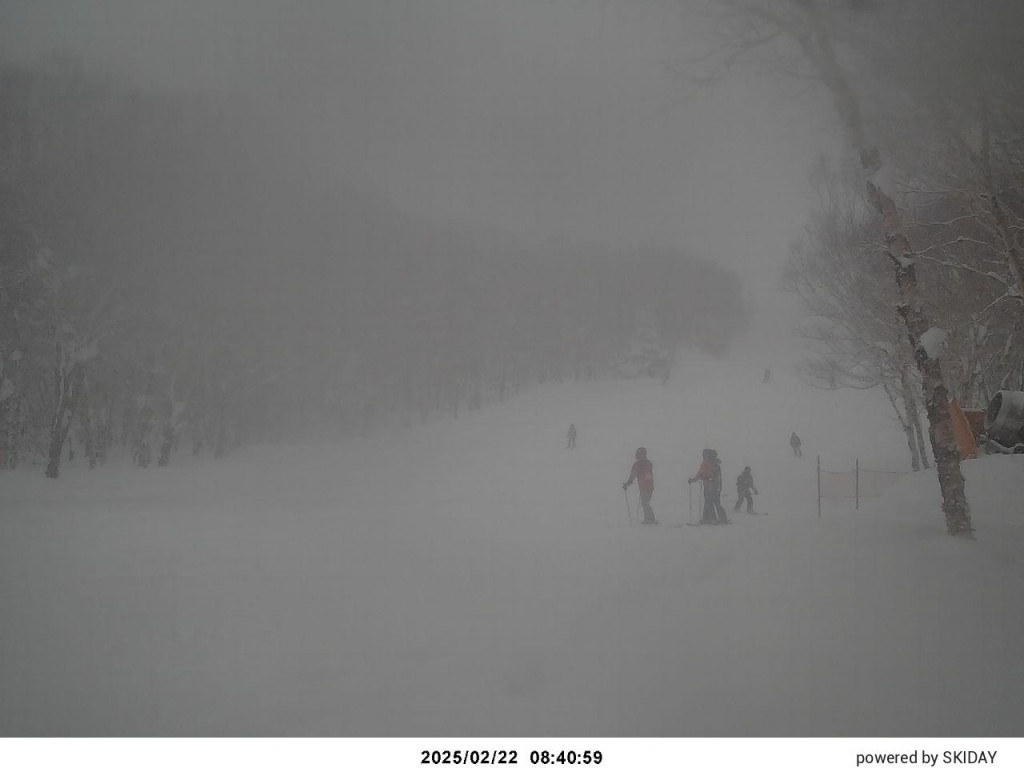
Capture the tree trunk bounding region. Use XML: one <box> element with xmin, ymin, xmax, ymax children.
<box><xmin>920</xmin><ymin>368</ymin><xmax>970</xmax><ymax>533</ymax></box>
<box><xmin>157</xmin><ymin>424</ymin><xmax>174</xmax><ymax>467</ymax></box>
<box><xmin>902</xmin><ymin>422</ymin><xmax>920</xmax><ymax>472</ymax></box>
<box><xmin>911</xmin><ymin>396</ymin><xmax>930</xmax><ymax>471</ymax></box>
<box><xmin>870</xmin><ymin>183</ymin><xmax>969</xmax><ymax>533</ymax></box>
<box><xmin>884</xmin><ymin>379</ymin><xmax>921</xmax><ymax>471</ymax></box>
<box><xmin>899</xmin><ymin>367</ymin><xmax>930</xmax><ymax>470</ymax></box>
<box><xmin>80</xmin><ymin>404</ymin><xmax>96</xmax><ymax>469</ymax></box>
<box><xmin>5</xmin><ymin>396</ymin><xmax>22</xmax><ymax>468</ymax></box>
<box><xmin>45</xmin><ymin>365</ymin><xmax>84</xmax><ymax>479</ymax></box>
<box><xmin>797</xmin><ymin>0</ymin><xmax>972</xmax><ymax>536</ymax></box>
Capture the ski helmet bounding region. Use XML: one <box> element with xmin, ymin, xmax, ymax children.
<box><xmin>635</xmin><ymin>447</ymin><xmax>647</xmax><ymax>459</ymax></box>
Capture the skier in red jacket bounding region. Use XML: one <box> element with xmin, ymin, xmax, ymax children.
<box><xmin>623</xmin><ymin>447</ymin><xmax>656</xmax><ymax>524</ymax></box>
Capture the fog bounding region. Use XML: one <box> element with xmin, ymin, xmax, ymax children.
<box><xmin>1</xmin><ymin>0</ymin><xmax>834</xmax><ymax>274</ymax></box>
<box><xmin>3</xmin><ymin>0</ymin><xmax>1024</xmax><ymax>744</ymax></box>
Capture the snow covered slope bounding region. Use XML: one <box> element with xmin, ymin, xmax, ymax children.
<box><xmin>1</xmin><ymin>349</ymin><xmax>1021</xmax><ymax>736</ymax></box>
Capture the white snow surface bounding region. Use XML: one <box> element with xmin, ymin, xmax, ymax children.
<box><xmin>919</xmin><ymin>327</ymin><xmax>948</xmax><ymax>359</ymax></box>
<box><xmin>1</xmin><ymin>352</ymin><xmax>1022</xmax><ymax>737</ymax></box>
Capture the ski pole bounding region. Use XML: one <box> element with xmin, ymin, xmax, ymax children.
<box><xmin>624</xmin><ymin>486</ymin><xmax>632</xmax><ymax>526</ymax></box>
<box><xmin>688</xmin><ymin>482</ymin><xmax>692</xmax><ymax>524</ymax></box>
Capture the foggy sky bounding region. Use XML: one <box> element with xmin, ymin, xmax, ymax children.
<box><xmin>0</xmin><ymin>0</ymin><xmax>839</xmax><ymax>294</ymax></box>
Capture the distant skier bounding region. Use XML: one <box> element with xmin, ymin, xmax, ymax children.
<box><xmin>763</xmin><ymin>367</ymin><xmax>771</xmax><ymax>383</ymax></box>
<box><xmin>790</xmin><ymin>431</ymin><xmax>802</xmax><ymax>457</ymax></box>
<box><xmin>733</xmin><ymin>466</ymin><xmax>759</xmax><ymax>514</ymax></box>
<box><xmin>135</xmin><ymin>441</ymin><xmax>151</xmax><ymax>468</ymax></box>
<box><xmin>566</xmin><ymin>423</ymin><xmax>577</xmax><ymax>449</ymax></box>
<box><xmin>688</xmin><ymin>448</ymin><xmax>729</xmax><ymax>525</ymax></box>
<box><xmin>623</xmin><ymin>447</ymin><xmax>656</xmax><ymax>525</ymax></box>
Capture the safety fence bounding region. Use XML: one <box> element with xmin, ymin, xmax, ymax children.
<box><xmin>816</xmin><ymin>456</ymin><xmax>908</xmax><ymax>517</ymax></box>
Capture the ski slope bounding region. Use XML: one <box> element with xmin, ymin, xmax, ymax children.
<box><xmin>2</xmin><ymin>349</ymin><xmax>1022</xmax><ymax>736</ymax></box>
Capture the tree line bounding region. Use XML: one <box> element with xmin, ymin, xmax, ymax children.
<box><xmin>0</xmin><ymin>57</ymin><xmax>748</xmax><ymax>477</ymax></box>
<box><xmin>693</xmin><ymin>0</ymin><xmax>1024</xmax><ymax>535</ymax></box>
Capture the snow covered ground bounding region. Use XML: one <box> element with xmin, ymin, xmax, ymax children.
<box><xmin>2</xmin><ymin>349</ymin><xmax>1022</xmax><ymax>736</ymax></box>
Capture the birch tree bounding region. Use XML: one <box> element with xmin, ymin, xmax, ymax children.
<box><xmin>694</xmin><ymin>0</ymin><xmax>973</xmax><ymax>535</ymax></box>
<box><xmin>785</xmin><ymin>160</ymin><xmax>930</xmax><ymax>471</ymax></box>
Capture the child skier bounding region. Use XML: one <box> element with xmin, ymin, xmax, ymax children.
<box><xmin>688</xmin><ymin>448</ymin><xmax>729</xmax><ymax>524</ymax></box>
<box><xmin>733</xmin><ymin>466</ymin><xmax>759</xmax><ymax>514</ymax></box>
<box><xmin>623</xmin><ymin>447</ymin><xmax>656</xmax><ymax>525</ymax></box>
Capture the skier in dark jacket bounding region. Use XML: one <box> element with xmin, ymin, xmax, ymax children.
<box><xmin>566</xmin><ymin>423</ymin><xmax>576</xmax><ymax>449</ymax></box>
<box><xmin>688</xmin><ymin>448</ymin><xmax>729</xmax><ymax>524</ymax></box>
<box><xmin>790</xmin><ymin>432</ymin><xmax>802</xmax><ymax>457</ymax></box>
<box><xmin>733</xmin><ymin>466</ymin><xmax>759</xmax><ymax>514</ymax></box>
<box><xmin>623</xmin><ymin>447</ymin><xmax>656</xmax><ymax>524</ymax></box>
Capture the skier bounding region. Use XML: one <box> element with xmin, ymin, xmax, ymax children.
<box><xmin>566</xmin><ymin>423</ymin><xmax>577</xmax><ymax>449</ymax></box>
<box><xmin>623</xmin><ymin>447</ymin><xmax>656</xmax><ymax>525</ymax></box>
<box><xmin>763</xmin><ymin>367</ymin><xmax>771</xmax><ymax>383</ymax></box>
<box><xmin>135</xmin><ymin>441</ymin><xmax>151</xmax><ymax>468</ymax></box>
<box><xmin>790</xmin><ymin>431</ymin><xmax>802</xmax><ymax>457</ymax></box>
<box><xmin>688</xmin><ymin>448</ymin><xmax>729</xmax><ymax>524</ymax></box>
<box><xmin>733</xmin><ymin>466</ymin><xmax>759</xmax><ymax>514</ymax></box>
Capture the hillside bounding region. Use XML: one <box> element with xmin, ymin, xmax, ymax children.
<box><xmin>1</xmin><ymin>346</ymin><xmax>1022</xmax><ymax>736</ymax></box>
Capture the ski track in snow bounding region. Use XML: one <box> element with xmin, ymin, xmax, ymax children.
<box><xmin>2</xmin><ymin>351</ymin><xmax>1023</xmax><ymax>736</ymax></box>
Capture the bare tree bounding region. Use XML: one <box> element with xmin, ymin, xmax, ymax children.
<box><xmin>694</xmin><ymin>0</ymin><xmax>972</xmax><ymax>535</ymax></box>
<box><xmin>785</xmin><ymin>160</ymin><xmax>929</xmax><ymax>470</ymax></box>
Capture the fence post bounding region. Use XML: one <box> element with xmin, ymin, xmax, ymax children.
<box><xmin>855</xmin><ymin>458</ymin><xmax>859</xmax><ymax>510</ymax></box>
<box><xmin>817</xmin><ymin>454</ymin><xmax>821</xmax><ymax>519</ymax></box>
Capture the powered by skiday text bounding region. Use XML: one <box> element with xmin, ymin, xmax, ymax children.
<box><xmin>856</xmin><ymin>752</ymin><xmax>997</xmax><ymax>766</ymax></box>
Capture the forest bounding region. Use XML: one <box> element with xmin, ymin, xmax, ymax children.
<box><xmin>0</xmin><ymin>57</ymin><xmax>748</xmax><ymax>477</ymax></box>
<box><xmin>697</xmin><ymin>0</ymin><xmax>1024</xmax><ymax>535</ymax></box>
